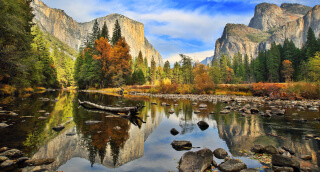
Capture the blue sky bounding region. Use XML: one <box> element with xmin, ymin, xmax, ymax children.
<box><xmin>42</xmin><ymin>0</ymin><xmax>319</xmax><ymax>63</ymax></box>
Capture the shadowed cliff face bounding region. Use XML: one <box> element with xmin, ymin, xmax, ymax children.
<box><xmin>214</xmin><ymin>3</ymin><xmax>318</xmax><ymax>60</ymax></box>
<box><xmin>31</xmin><ymin>0</ymin><xmax>163</xmax><ymax>66</ymax></box>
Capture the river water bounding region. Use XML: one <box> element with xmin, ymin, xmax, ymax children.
<box><xmin>0</xmin><ymin>91</ymin><xmax>319</xmax><ymax>171</ymax></box>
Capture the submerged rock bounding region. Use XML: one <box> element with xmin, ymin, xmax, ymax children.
<box><xmin>273</xmin><ymin>167</ymin><xmax>294</xmax><ymax>172</ymax></box>
<box><xmin>218</xmin><ymin>159</ymin><xmax>247</xmax><ymax>172</ymax></box>
<box><xmin>240</xmin><ymin>168</ymin><xmax>259</xmax><ymax>172</ymax></box>
<box><xmin>197</xmin><ymin>121</ymin><xmax>209</xmax><ymax>131</ymax></box>
<box><xmin>171</xmin><ymin>140</ymin><xmax>192</xmax><ymax>151</ymax></box>
<box><xmin>179</xmin><ymin>148</ymin><xmax>213</xmax><ymax>172</ymax></box>
<box><xmin>168</xmin><ymin>109</ymin><xmax>175</xmax><ymax>114</ymax></box>
<box><xmin>213</xmin><ymin>148</ymin><xmax>228</xmax><ymax>159</ymax></box>
<box><xmin>199</xmin><ymin>103</ymin><xmax>207</xmax><ymax>108</ymax></box>
<box><xmin>170</xmin><ymin>128</ymin><xmax>179</xmax><ymax>136</ymax></box>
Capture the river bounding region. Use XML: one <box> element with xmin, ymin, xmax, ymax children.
<box><xmin>0</xmin><ymin>91</ymin><xmax>319</xmax><ymax>171</ymax></box>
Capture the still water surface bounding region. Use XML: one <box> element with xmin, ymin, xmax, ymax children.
<box><xmin>0</xmin><ymin>91</ymin><xmax>319</xmax><ymax>171</ymax></box>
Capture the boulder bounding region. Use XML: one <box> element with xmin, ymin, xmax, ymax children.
<box><xmin>0</xmin><ymin>156</ymin><xmax>8</xmax><ymax>163</ymax></box>
<box><xmin>0</xmin><ymin>123</ymin><xmax>9</xmax><ymax>129</ymax></box>
<box><xmin>281</xmin><ymin>146</ymin><xmax>295</xmax><ymax>155</ymax></box>
<box><xmin>24</xmin><ymin>158</ymin><xmax>55</xmax><ymax>166</ymax></box>
<box><xmin>52</xmin><ymin>125</ymin><xmax>65</xmax><ymax>131</ymax></box>
<box><xmin>0</xmin><ymin>149</ymin><xmax>23</xmax><ymax>159</ymax></box>
<box><xmin>168</xmin><ymin>109</ymin><xmax>175</xmax><ymax>114</ymax></box>
<box><xmin>263</xmin><ymin>145</ymin><xmax>279</xmax><ymax>155</ymax></box>
<box><xmin>179</xmin><ymin>148</ymin><xmax>213</xmax><ymax>172</ymax></box>
<box><xmin>0</xmin><ymin>160</ymin><xmax>15</xmax><ymax>170</ymax></box>
<box><xmin>171</xmin><ymin>140</ymin><xmax>192</xmax><ymax>151</ymax></box>
<box><xmin>250</xmin><ymin>108</ymin><xmax>259</xmax><ymax>114</ymax></box>
<box><xmin>0</xmin><ymin>147</ymin><xmax>8</xmax><ymax>153</ymax></box>
<box><xmin>218</xmin><ymin>159</ymin><xmax>247</xmax><ymax>172</ymax></box>
<box><xmin>213</xmin><ymin>148</ymin><xmax>228</xmax><ymax>159</ymax></box>
<box><xmin>197</xmin><ymin>121</ymin><xmax>209</xmax><ymax>131</ymax></box>
<box><xmin>170</xmin><ymin>128</ymin><xmax>179</xmax><ymax>136</ymax></box>
<box><xmin>16</xmin><ymin>157</ymin><xmax>29</xmax><ymax>165</ymax></box>
<box><xmin>199</xmin><ymin>103</ymin><xmax>207</xmax><ymax>108</ymax></box>
<box><xmin>194</xmin><ymin>110</ymin><xmax>201</xmax><ymax>114</ymax></box>
<box><xmin>300</xmin><ymin>155</ymin><xmax>312</xmax><ymax>161</ymax></box>
<box><xmin>272</xmin><ymin>154</ymin><xmax>300</xmax><ymax>170</ymax></box>
<box><xmin>250</xmin><ymin>145</ymin><xmax>265</xmax><ymax>153</ymax></box>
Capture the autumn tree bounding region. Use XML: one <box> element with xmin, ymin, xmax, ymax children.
<box><xmin>193</xmin><ymin>63</ymin><xmax>214</xmax><ymax>94</ymax></box>
<box><xmin>110</xmin><ymin>37</ymin><xmax>132</xmax><ymax>87</ymax></box>
<box><xmin>281</xmin><ymin>60</ymin><xmax>294</xmax><ymax>82</ymax></box>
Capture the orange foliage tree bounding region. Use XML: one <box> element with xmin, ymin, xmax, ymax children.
<box><xmin>193</xmin><ymin>64</ymin><xmax>215</xmax><ymax>94</ymax></box>
<box><xmin>94</xmin><ymin>37</ymin><xmax>132</xmax><ymax>87</ymax></box>
<box><xmin>281</xmin><ymin>60</ymin><xmax>294</xmax><ymax>82</ymax></box>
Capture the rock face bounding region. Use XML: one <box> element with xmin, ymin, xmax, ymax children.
<box><xmin>31</xmin><ymin>0</ymin><xmax>163</xmax><ymax>66</ymax></box>
<box><xmin>214</xmin><ymin>3</ymin><xmax>319</xmax><ymax>60</ymax></box>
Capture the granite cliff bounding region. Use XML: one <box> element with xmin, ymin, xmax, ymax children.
<box><xmin>31</xmin><ymin>0</ymin><xmax>163</xmax><ymax>66</ymax></box>
<box><xmin>214</xmin><ymin>3</ymin><xmax>319</xmax><ymax>60</ymax></box>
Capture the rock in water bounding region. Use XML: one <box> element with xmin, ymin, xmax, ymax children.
<box><xmin>170</xmin><ymin>128</ymin><xmax>179</xmax><ymax>136</ymax></box>
<box><xmin>272</xmin><ymin>154</ymin><xmax>300</xmax><ymax>170</ymax></box>
<box><xmin>52</xmin><ymin>125</ymin><xmax>65</xmax><ymax>131</ymax></box>
<box><xmin>0</xmin><ymin>156</ymin><xmax>8</xmax><ymax>163</ymax></box>
<box><xmin>240</xmin><ymin>169</ymin><xmax>259</xmax><ymax>172</ymax></box>
<box><xmin>199</xmin><ymin>103</ymin><xmax>207</xmax><ymax>109</ymax></box>
<box><xmin>0</xmin><ymin>123</ymin><xmax>9</xmax><ymax>129</ymax></box>
<box><xmin>0</xmin><ymin>149</ymin><xmax>23</xmax><ymax>159</ymax></box>
<box><xmin>0</xmin><ymin>160</ymin><xmax>15</xmax><ymax>171</ymax></box>
<box><xmin>250</xmin><ymin>144</ymin><xmax>265</xmax><ymax>153</ymax></box>
<box><xmin>213</xmin><ymin>148</ymin><xmax>228</xmax><ymax>159</ymax></box>
<box><xmin>218</xmin><ymin>159</ymin><xmax>247</xmax><ymax>172</ymax></box>
<box><xmin>263</xmin><ymin>145</ymin><xmax>279</xmax><ymax>155</ymax></box>
<box><xmin>171</xmin><ymin>140</ymin><xmax>192</xmax><ymax>151</ymax></box>
<box><xmin>24</xmin><ymin>158</ymin><xmax>55</xmax><ymax>166</ymax></box>
<box><xmin>197</xmin><ymin>121</ymin><xmax>209</xmax><ymax>131</ymax></box>
<box><xmin>179</xmin><ymin>148</ymin><xmax>213</xmax><ymax>172</ymax></box>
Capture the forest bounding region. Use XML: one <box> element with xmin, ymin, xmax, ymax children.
<box><xmin>1</xmin><ymin>0</ymin><xmax>320</xmax><ymax>97</ymax></box>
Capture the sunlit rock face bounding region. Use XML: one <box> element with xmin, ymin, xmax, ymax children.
<box><xmin>31</xmin><ymin>0</ymin><xmax>163</xmax><ymax>66</ymax></box>
<box><xmin>23</xmin><ymin>109</ymin><xmax>163</xmax><ymax>172</ymax></box>
<box><xmin>214</xmin><ymin>3</ymin><xmax>319</xmax><ymax>60</ymax></box>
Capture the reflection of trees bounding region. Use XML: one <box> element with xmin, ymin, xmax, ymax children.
<box><xmin>179</xmin><ymin>101</ymin><xmax>195</xmax><ymax>135</ymax></box>
<box><xmin>74</xmin><ymin>93</ymin><xmax>133</xmax><ymax>167</ymax></box>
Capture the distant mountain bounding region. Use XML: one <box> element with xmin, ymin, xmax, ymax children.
<box><xmin>214</xmin><ymin>3</ymin><xmax>319</xmax><ymax>60</ymax></box>
<box><xmin>200</xmin><ymin>56</ymin><xmax>214</xmax><ymax>66</ymax></box>
<box><xmin>31</xmin><ymin>0</ymin><xmax>163</xmax><ymax>66</ymax></box>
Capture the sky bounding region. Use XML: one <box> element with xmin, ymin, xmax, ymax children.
<box><xmin>42</xmin><ymin>0</ymin><xmax>319</xmax><ymax>64</ymax></box>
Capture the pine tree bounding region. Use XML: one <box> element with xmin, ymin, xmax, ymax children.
<box><xmin>100</xmin><ymin>21</ymin><xmax>109</xmax><ymax>41</ymax></box>
<box><xmin>90</xmin><ymin>19</ymin><xmax>100</xmax><ymax>45</ymax></box>
<box><xmin>305</xmin><ymin>27</ymin><xmax>318</xmax><ymax>59</ymax></box>
<box><xmin>111</xmin><ymin>20</ymin><xmax>121</xmax><ymax>46</ymax></box>
<box><xmin>163</xmin><ymin>60</ymin><xmax>171</xmax><ymax>79</ymax></box>
<box><xmin>266</xmin><ymin>42</ymin><xmax>281</xmax><ymax>82</ymax></box>
<box><xmin>150</xmin><ymin>56</ymin><xmax>156</xmax><ymax>83</ymax></box>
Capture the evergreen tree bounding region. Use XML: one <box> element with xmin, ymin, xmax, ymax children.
<box><xmin>163</xmin><ymin>60</ymin><xmax>171</xmax><ymax>79</ymax></box>
<box><xmin>90</xmin><ymin>19</ymin><xmax>100</xmax><ymax>45</ymax></box>
<box><xmin>100</xmin><ymin>21</ymin><xmax>109</xmax><ymax>41</ymax></box>
<box><xmin>304</xmin><ymin>27</ymin><xmax>318</xmax><ymax>59</ymax></box>
<box><xmin>266</xmin><ymin>42</ymin><xmax>281</xmax><ymax>82</ymax></box>
<box><xmin>180</xmin><ymin>54</ymin><xmax>193</xmax><ymax>84</ymax></box>
<box><xmin>111</xmin><ymin>20</ymin><xmax>121</xmax><ymax>46</ymax></box>
<box><xmin>244</xmin><ymin>54</ymin><xmax>250</xmax><ymax>82</ymax></box>
<box><xmin>150</xmin><ymin>56</ymin><xmax>156</xmax><ymax>84</ymax></box>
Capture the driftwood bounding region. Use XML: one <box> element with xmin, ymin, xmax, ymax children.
<box><xmin>78</xmin><ymin>99</ymin><xmax>142</xmax><ymax>114</ymax></box>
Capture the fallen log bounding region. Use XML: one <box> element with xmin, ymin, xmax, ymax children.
<box><xmin>78</xmin><ymin>99</ymin><xmax>142</xmax><ymax>114</ymax></box>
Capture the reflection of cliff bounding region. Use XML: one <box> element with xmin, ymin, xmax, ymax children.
<box><xmin>216</xmin><ymin>113</ymin><xmax>319</xmax><ymax>166</ymax></box>
<box><xmin>23</xmin><ymin>105</ymin><xmax>163</xmax><ymax>172</ymax></box>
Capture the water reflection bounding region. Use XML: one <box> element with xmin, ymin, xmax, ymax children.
<box><xmin>0</xmin><ymin>92</ymin><xmax>319</xmax><ymax>171</ymax></box>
